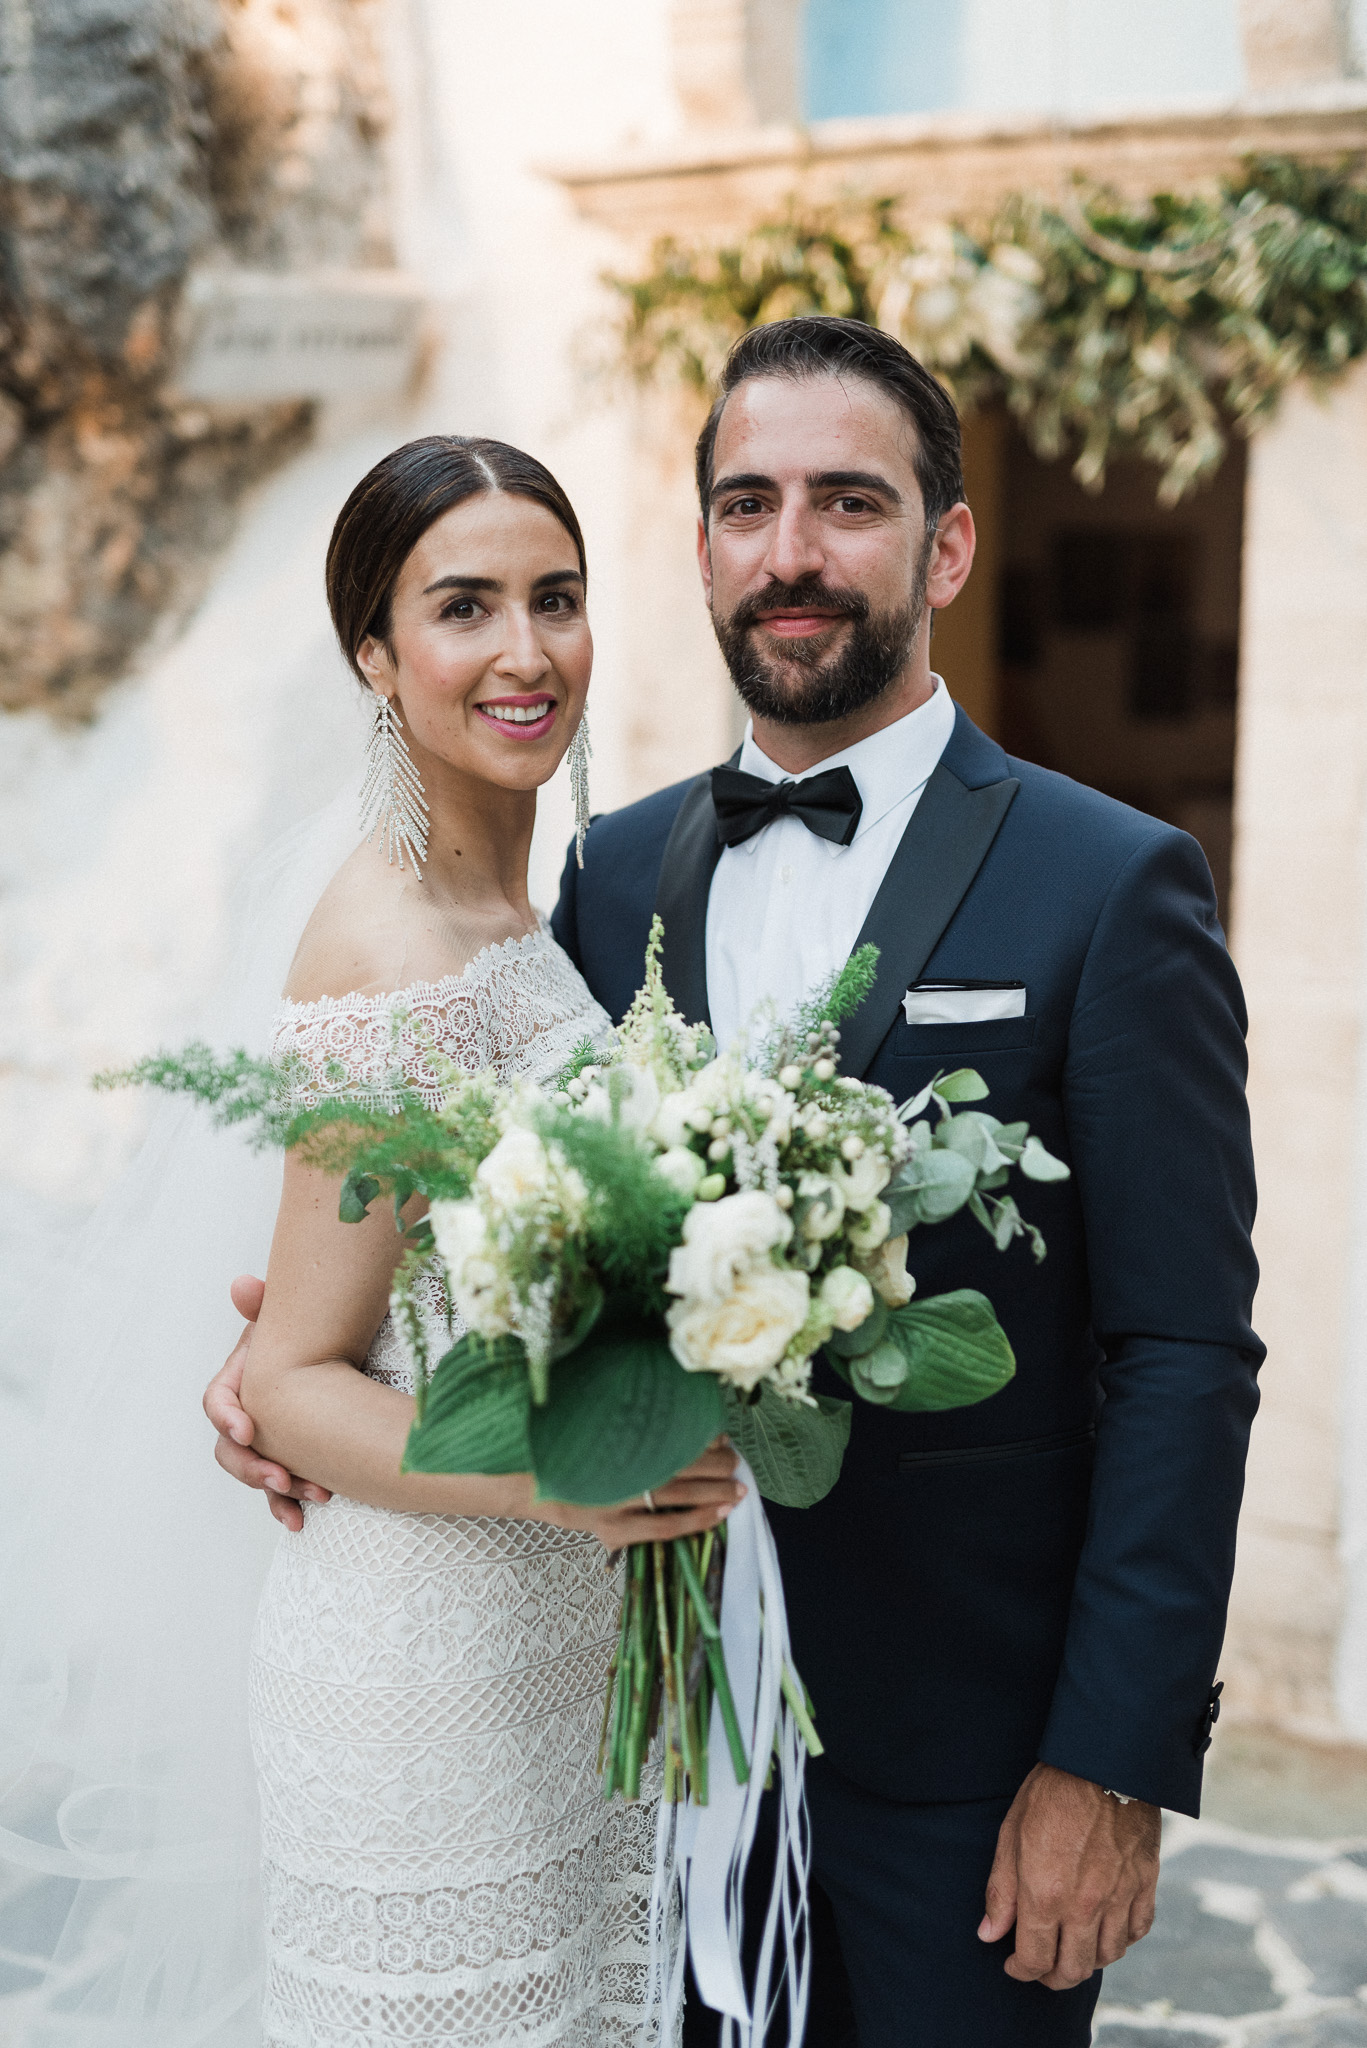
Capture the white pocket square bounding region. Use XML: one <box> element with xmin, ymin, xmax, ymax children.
<box><xmin>902</xmin><ymin>982</ymin><xmax>1027</xmax><ymax>1025</ymax></box>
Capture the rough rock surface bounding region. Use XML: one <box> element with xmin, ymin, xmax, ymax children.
<box><xmin>0</xmin><ymin>0</ymin><xmax>392</xmax><ymax>715</ymax></box>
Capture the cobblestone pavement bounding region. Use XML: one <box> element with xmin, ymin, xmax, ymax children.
<box><xmin>1095</xmin><ymin>1815</ymin><xmax>1367</xmax><ymax>2047</ymax></box>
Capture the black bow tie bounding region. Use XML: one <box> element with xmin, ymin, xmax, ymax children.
<box><xmin>711</xmin><ymin>763</ymin><xmax>864</xmax><ymax>849</ymax></box>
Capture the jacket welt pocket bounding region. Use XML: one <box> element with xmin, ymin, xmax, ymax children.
<box><xmin>889</xmin><ymin>1016</ymin><xmax>1038</xmax><ymax>1057</ymax></box>
<box><xmin>898</xmin><ymin>1424</ymin><xmax>1095</xmax><ymax>1472</ymax></box>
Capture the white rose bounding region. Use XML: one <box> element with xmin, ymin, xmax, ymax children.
<box><xmin>655</xmin><ymin>1145</ymin><xmax>706</xmax><ymax>1196</ymax></box>
<box><xmin>819</xmin><ymin>1265</ymin><xmax>876</xmax><ymax>1332</ymax></box>
<box><xmin>846</xmin><ymin>1199</ymin><xmax>892</xmax><ymax>1253</ymax></box>
<box><xmin>428</xmin><ymin>1199</ymin><xmax>513</xmax><ymax>1336</ymax></box>
<box><xmin>832</xmin><ymin>1149</ymin><xmax>892</xmax><ymax>1212</ymax></box>
<box><xmin>797</xmin><ymin>1171</ymin><xmax>845</xmax><ymax>1241</ymax></box>
<box><xmin>667</xmin><ymin>1265</ymin><xmax>811</xmax><ymax>1391</ymax></box>
<box><xmin>665</xmin><ymin>1189</ymin><xmax>793</xmax><ymax>1302</ymax></box>
<box><xmin>475</xmin><ymin>1127</ymin><xmax>551</xmax><ymax>1212</ymax></box>
<box><xmin>857</xmin><ymin>1232</ymin><xmax>916</xmax><ymax>1307</ymax></box>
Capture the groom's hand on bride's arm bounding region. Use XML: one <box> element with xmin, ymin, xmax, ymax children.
<box><xmin>204</xmin><ymin>1274</ymin><xmax>333</xmax><ymax>1532</ymax></box>
<box><xmin>978</xmin><ymin>1763</ymin><xmax>1160</xmax><ymax>1990</ymax></box>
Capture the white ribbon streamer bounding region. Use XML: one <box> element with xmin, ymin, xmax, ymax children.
<box><xmin>645</xmin><ymin>1461</ymin><xmax>811</xmax><ymax>2048</ymax></box>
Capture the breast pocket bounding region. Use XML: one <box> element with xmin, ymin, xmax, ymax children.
<box><xmin>888</xmin><ymin>1015</ymin><xmax>1038</xmax><ymax>1060</ymax></box>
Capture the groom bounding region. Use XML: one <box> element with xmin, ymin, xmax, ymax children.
<box><xmin>551</xmin><ymin>317</ymin><xmax>1260</xmax><ymax>2044</ymax></box>
<box><xmin>211</xmin><ymin>317</ymin><xmax>1261</xmax><ymax>2045</ymax></box>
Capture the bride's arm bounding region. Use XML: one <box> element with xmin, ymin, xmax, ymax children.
<box><xmin>241</xmin><ymin>1155</ymin><xmax>740</xmax><ymax>1542</ymax></box>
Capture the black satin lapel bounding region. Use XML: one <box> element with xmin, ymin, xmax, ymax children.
<box><xmin>654</xmin><ymin>774</ymin><xmax>721</xmax><ymax>1031</ymax></box>
<box><xmin>838</xmin><ymin>764</ymin><xmax>1021</xmax><ymax>1079</ymax></box>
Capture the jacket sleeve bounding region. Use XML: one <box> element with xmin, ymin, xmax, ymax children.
<box><xmin>1036</xmin><ymin>827</ymin><xmax>1262</xmax><ymax>1815</ymax></box>
<box><xmin>548</xmin><ymin>836</ymin><xmax>583</xmax><ymax>969</ymax></box>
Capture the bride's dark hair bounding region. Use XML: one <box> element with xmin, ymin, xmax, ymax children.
<box><xmin>325</xmin><ymin>435</ymin><xmax>588</xmax><ymax>679</ymax></box>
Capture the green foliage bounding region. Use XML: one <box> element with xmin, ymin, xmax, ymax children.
<box><xmin>796</xmin><ymin>944</ymin><xmax>881</xmax><ymax>1039</ymax></box>
<box><xmin>722</xmin><ymin>1385</ymin><xmax>852</xmax><ymax>1508</ymax></box>
<box><xmin>605</xmin><ymin>157</ymin><xmax>1367</xmax><ymax>503</ymax></box>
<box><xmin>827</xmin><ymin>1290</ymin><xmax>1016</xmax><ymax>1411</ymax></box>
<box><xmin>886</xmin><ymin>1070</ymin><xmax>1067</xmax><ymax>1253</ymax></box>
<box><xmin>95</xmin><ymin>1044</ymin><xmax>293</xmax><ymax>1144</ymax></box>
<box><xmin>535</xmin><ymin>1105</ymin><xmax>692</xmax><ymax>1310</ymax></box>
<box><xmin>403</xmin><ymin>1332</ymin><xmax>533</xmax><ymax>1473</ymax></box>
<box><xmin>527</xmin><ymin>1303</ymin><xmax>724</xmax><ymax>1505</ymax></box>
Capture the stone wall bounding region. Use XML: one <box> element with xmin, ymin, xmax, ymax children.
<box><xmin>0</xmin><ymin>0</ymin><xmax>391</xmax><ymax>717</ymax></box>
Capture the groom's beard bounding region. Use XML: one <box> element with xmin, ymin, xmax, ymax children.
<box><xmin>711</xmin><ymin>553</ymin><xmax>931</xmax><ymax>729</ymax></box>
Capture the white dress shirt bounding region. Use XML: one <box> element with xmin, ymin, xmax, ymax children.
<box><xmin>705</xmin><ymin>678</ymin><xmax>957</xmax><ymax>1049</ymax></box>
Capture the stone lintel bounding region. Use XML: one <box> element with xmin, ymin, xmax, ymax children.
<box><xmin>546</xmin><ymin>91</ymin><xmax>1367</xmax><ymax>243</ymax></box>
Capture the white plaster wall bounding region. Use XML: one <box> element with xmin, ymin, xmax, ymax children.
<box><xmin>1226</xmin><ymin>361</ymin><xmax>1367</xmax><ymax>1737</ymax></box>
<box><xmin>0</xmin><ymin>0</ymin><xmax>737</xmax><ymax>1337</ymax></box>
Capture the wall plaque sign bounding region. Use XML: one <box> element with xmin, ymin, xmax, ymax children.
<box><xmin>176</xmin><ymin>271</ymin><xmax>426</xmax><ymax>402</ymax></box>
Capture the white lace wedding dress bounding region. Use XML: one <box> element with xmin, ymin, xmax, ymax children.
<box><xmin>247</xmin><ymin>924</ymin><xmax>662</xmax><ymax>2048</ymax></box>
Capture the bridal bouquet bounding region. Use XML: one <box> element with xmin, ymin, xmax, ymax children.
<box><xmin>110</xmin><ymin>923</ymin><xmax>1066</xmax><ymax>1811</ymax></box>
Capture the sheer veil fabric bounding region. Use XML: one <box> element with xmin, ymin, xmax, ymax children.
<box><xmin>0</xmin><ymin>792</ymin><xmax>363</xmax><ymax>2045</ymax></box>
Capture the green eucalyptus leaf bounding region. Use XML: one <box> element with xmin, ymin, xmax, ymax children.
<box><xmin>338</xmin><ymin>1171</ymin><xmax>380</xmax><ymax>1224</ymax></box>
<box><xmin>549</xmin><ymin>1281</ymin><xmax>605</xmax><ymax>1361</ymax></box>
<box><xmin>824</xmin><ymin>1295</ymin><xmax>888</xmax><ymax>1359</ymax></box>
<box><xmin>528</xmin><ymin>1310</ymin><xmax>723</xmax><ymax>1505</ymax></box>
<box><xmin>934</xmin><ymin>1068</ymin><xmax>991</xmax><ymax>1103</ymax></box>
<box><xmin>937</xmin><ymin>1112</ymin><xmax>1008</xmax><ymax>1174</ymax></box>
<box><xmin>848</xmin><ymin>1339</ymin><xmax>911</xmax><ymax>1404</ymax></box>
<box><xmin>995</xmin><ymin>1121</ymin><xmax>1030</xmax><ymax>1158</ymax></box>
<box><xmin>402</xmin><ymin>1332</ymin><xmax>532</xmax><ymax>1474</ymax></box>
<box><xmin>1019</xmin><ymin>1135</ymin><xmax>1072</xmax><ymax>1182</ymax></box>
<box><xmin>722</xmin><ymin>1384</ymin><xmax>852</xmax><ymax>1507</ymax></box>
<box><xmin>898</xmin><ymin>1148</ymin><xmax>977</xmax><ymax>1223</ymax></box>
<box><xmin>874</xmin><ymin>1291</ymin><xmax>1016</xmax><ymax>1413</ymax></box>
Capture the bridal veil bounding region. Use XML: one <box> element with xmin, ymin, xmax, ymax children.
<box><xmin>0</xmin><ymin>791</ymin><xmax>360</xmax><ymax>2045</ymax></box>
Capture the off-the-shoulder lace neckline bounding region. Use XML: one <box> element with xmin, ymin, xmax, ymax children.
<box><xmin>275</xmin><ymin>918</ymin><xmax>554</xmax><ymax>1019</ymax></box>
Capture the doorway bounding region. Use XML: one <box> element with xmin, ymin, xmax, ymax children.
<box><xmin>937</xmin><ymin>411</ymin><xmax>1244</xmax><ymax>923</ymax></box>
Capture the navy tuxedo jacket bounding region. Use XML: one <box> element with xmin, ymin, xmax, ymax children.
<box><xmin>552</xmin><ymin>706</ymin><xmax>1262</xmax><ymax>1817</ymax></box>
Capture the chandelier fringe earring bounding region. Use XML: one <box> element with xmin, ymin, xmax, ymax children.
<box><xmin>568</xmin><ymin>713</ymin><xmax>592</xmax><ymax>867</ymax></box>
<box><xmin>360</xmin><ymin>694</ymin><xmax>429</xmax><ymax>877</ymax></box>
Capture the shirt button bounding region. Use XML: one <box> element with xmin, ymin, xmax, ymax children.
<box><xmin>779</xmin><ymin>865</ymin><xmax>793</xmax><ymax>884</ymax></box>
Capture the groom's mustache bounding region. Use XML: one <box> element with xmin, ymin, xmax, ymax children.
<box><xmin>726</xmin><ymin>579</ymin><xmax>871</xmax><ymax>637</ymax></box>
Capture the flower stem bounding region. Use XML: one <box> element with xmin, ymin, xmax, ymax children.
<box><xmin>780</xmin><ymin>1661</ymin><xmax>824</xmax><ymax>1757</ymax></box>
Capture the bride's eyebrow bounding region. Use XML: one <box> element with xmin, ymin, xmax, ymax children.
<box><xmin>423</xmin><ymin>574</ymin><xmax>500</xmax><ymax>595</ymax></box>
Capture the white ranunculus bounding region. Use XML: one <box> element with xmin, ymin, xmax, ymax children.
<box><xmin>743</xmin><ymin>1073</ymin><xmax>794</xmax><ymax>1144</ymax></box>
<box><xmin>475</xmin><ymin>1126</ymin><xmax>552</xmax><ymax>1212</ymax></box>
<box><xmin>846</xmin><ymin>1199</ymin><xmax>892</xmax><ymax>1254</ymax></box>
<box><xmin>654</xmin><ymin>1145</ymin><xmax>707</xmax><ymax>1196</ymax></box>
<box><xmin>832</xmin><ymin>1148</ymin><xmax>892</xmax><ymax>1212</ymax></box>
<box><xmin>857</xmin><ymin>1232</ymin><xmax>916</xmax><ymax>1307</ymax></box>
<box><xmin>667</xmin><ymin>1265</ymin><xmax>810</xmax><ymax>1391</ymax></box>
<box><xmin>665</xmin><ymin>1189</ymin><xmax>793</xmax><ymax>1303</ymax></box>
<box><xmin>651</xmin><ymin>1088</ymin><xmax>697</xmax><ymax>1150</ymax></box>
<box><xmin>797</xmin><ymin>1171</ymin><xmax>845</xmax><ymax>1241</ymax></box>
<box><xmin>581</xmin><ymin>1062</ymin><xmax>661</xmax><ymax>1133</ymax></box>
<box><xmin>428</xmin><ymin>1199</ymin><xmax>513</xmax><ymax>1336</ymax></box>
<box><xmin>819</xmin><ymin>1264</ymin><xmax>876</xmax><ymax>1333</ymax></box>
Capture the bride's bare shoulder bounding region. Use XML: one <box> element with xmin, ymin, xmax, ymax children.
<box><xmin>282</xmin><ymin>845</ymin><xmax>455</xmax><ymax>1003</ymax></box>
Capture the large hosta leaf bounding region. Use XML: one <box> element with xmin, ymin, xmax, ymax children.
<box><xmin>528</xmin><ymin>1313</ymin><xmax>723</xmax><ymax>1506</ymax></box>
<box><xmin>722</xmin><ymin>1385</ymin><xmax>852</xmax><ymax>1508</ymax></box>
<box><xmin>826</xmin><ymin>1290</ymin><xmax>1015</xmax><ymax>1413</ymax></box>
<box><xmin>402</xmin><ymin>1332</ymin><xmax>532</xmax><ymax>1474</ymax></box>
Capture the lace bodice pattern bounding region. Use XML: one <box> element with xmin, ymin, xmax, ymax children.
<box><xmin>248</xmin><ymin>928</ymin><xmax>661</xmax><ymax>2048</ymax></box>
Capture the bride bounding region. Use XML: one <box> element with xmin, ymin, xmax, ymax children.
<box><xmin>0</xmin><ymin>435</ymin><xmax>741</xmax><ymax>2048</ymax></box>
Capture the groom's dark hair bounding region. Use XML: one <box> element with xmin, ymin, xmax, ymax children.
<box><xmin>326</xmin><ymin>436</ymin><xmax>587</xmax><ymax>680</ymax></box>
<box><xmin>695</xmin><ymin>317</ymin><xmax>964</xmax><ymax>532</ymax></box>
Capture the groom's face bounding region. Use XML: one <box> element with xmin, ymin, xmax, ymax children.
<box><xmin>698</xmin><ymin>372</ymin><xmax>943</xmax><ymax>727</ymax></box>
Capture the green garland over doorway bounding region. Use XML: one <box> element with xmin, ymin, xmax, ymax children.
<box><xmin>607</xmin><ymin>156</ymin><xmax>1367</xmax><ymax>503</ymax></box>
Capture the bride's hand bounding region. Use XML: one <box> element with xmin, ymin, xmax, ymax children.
<box><xmin>531</xmin><ymin>1439</ymin><xmax>744</xmax><ymax>1550</ymax></box>
<box><xmin>205</xmin><ymin>1275</ymin><xmax>333</xmax><ymax>1532</ymax></box>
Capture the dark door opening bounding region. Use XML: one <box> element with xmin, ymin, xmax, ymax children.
<box><xmin>994</xmin><ymin>422</ymin><xmax>1243</xmax><ymax>920</ymax></box>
